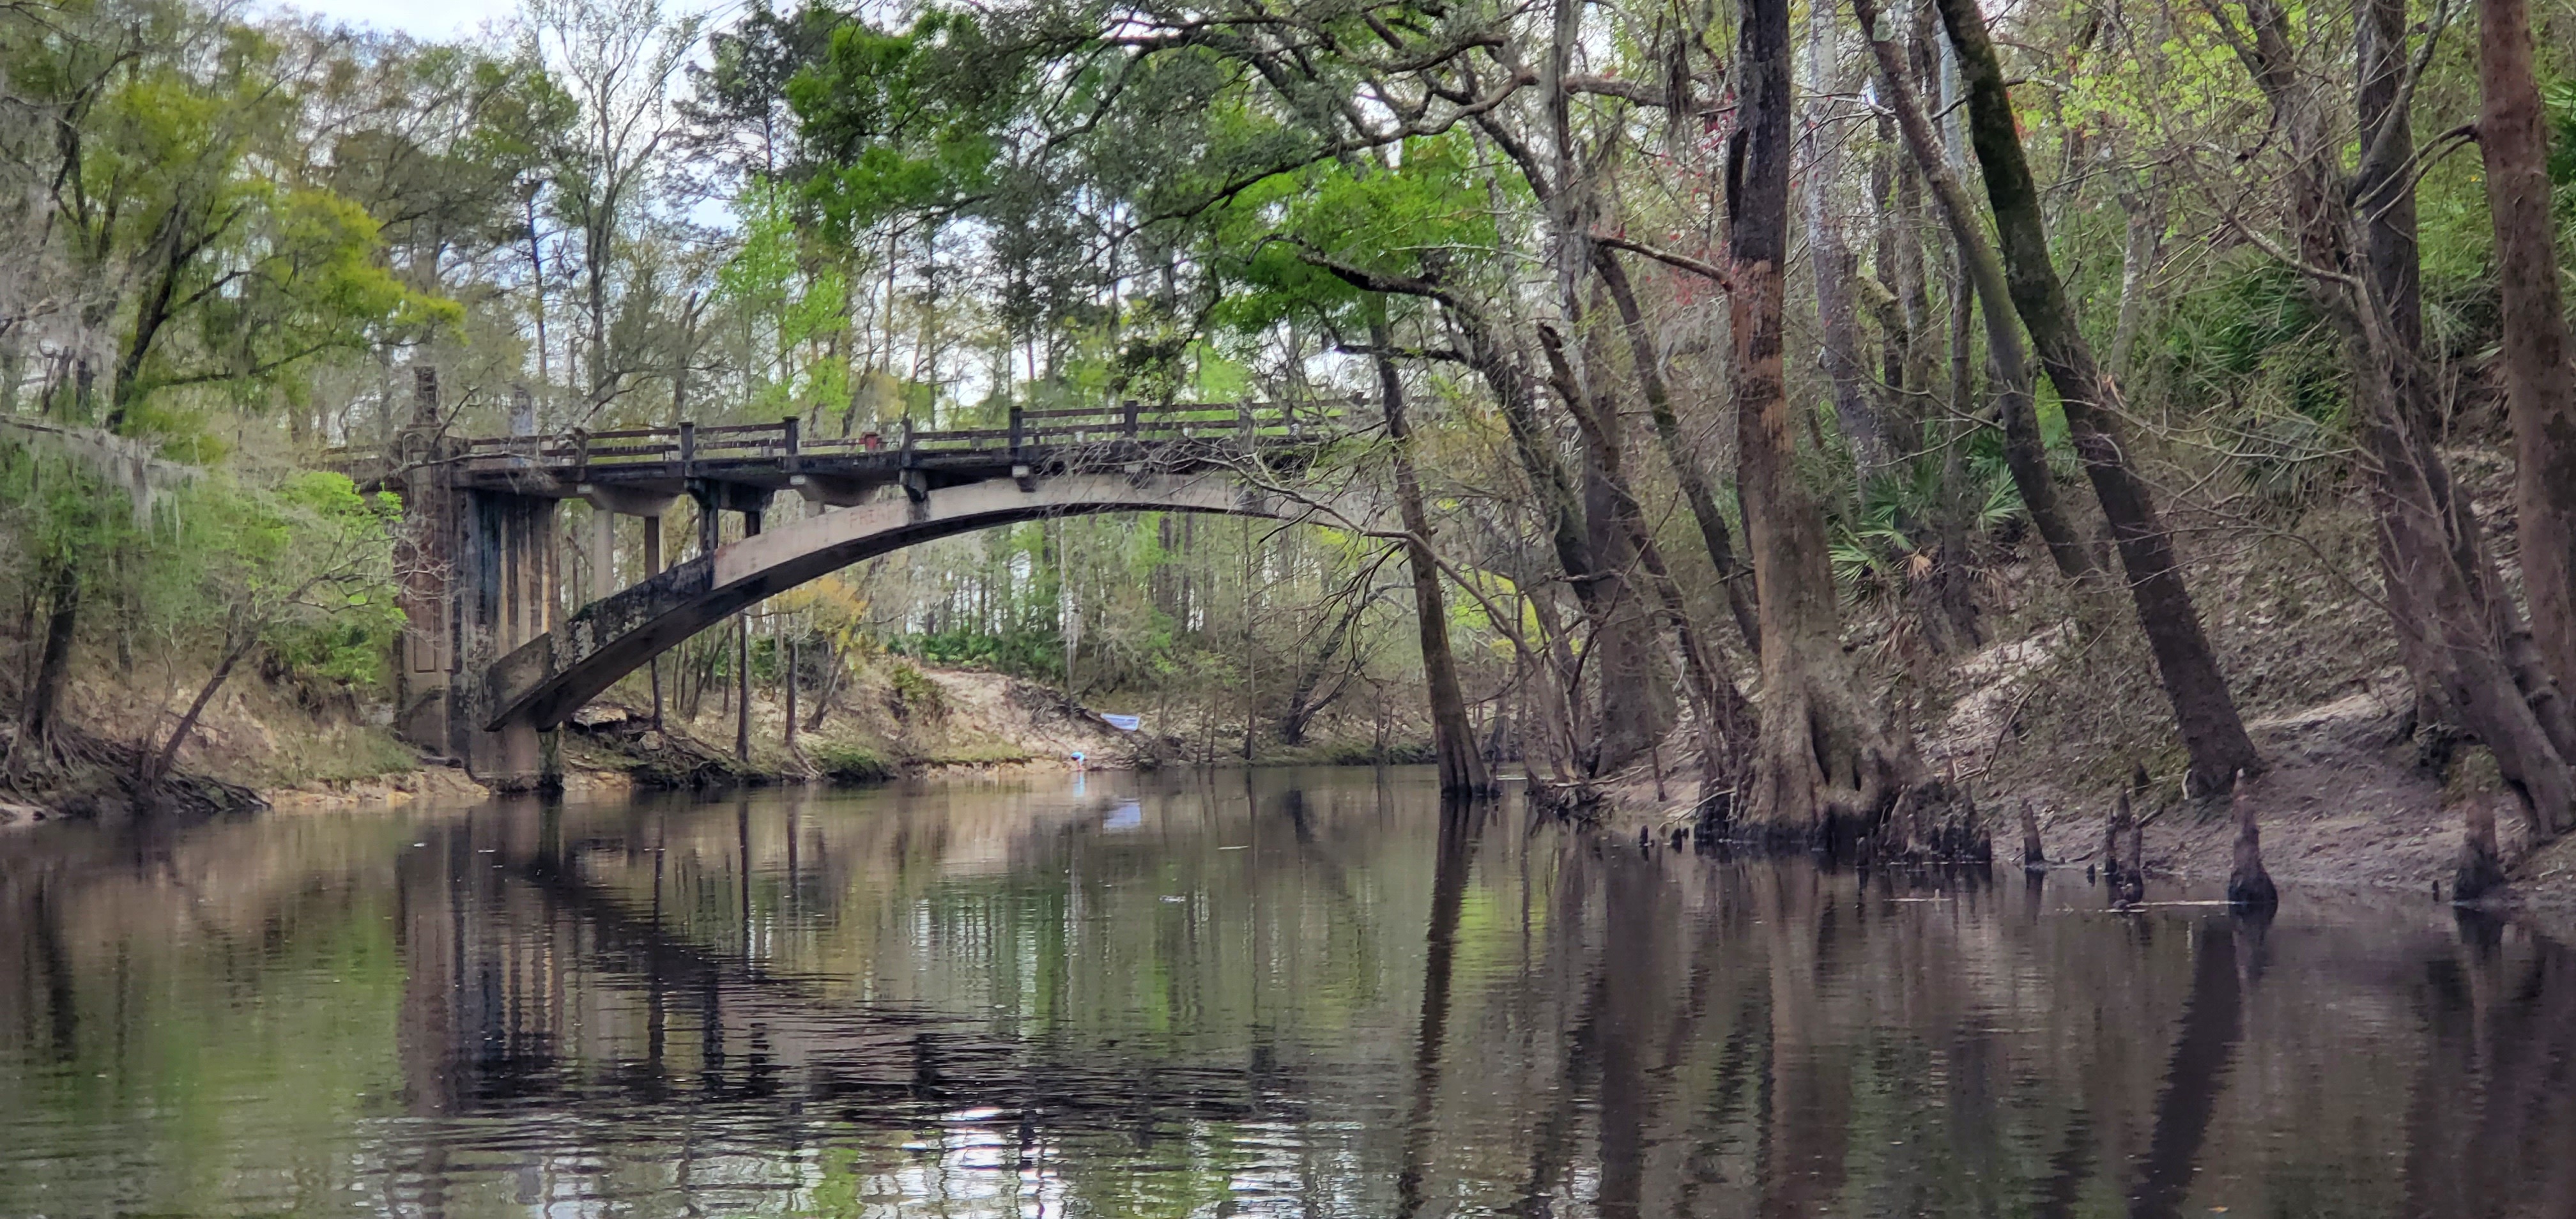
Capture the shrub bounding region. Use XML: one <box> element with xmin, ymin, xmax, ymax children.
<box><xmin>811</xmin><ymin>742</ymin><xmax>896</xmax><ymax>783</ymax></box>
<box><xmin>885</xmin><ymin>662</ymin><xmax>947</xmax><ymax>722</ymax></box>
<box><xmin>884</xmin><ymin>627</ymin><xmax>1063</xmax><ymax>680</ymax></box>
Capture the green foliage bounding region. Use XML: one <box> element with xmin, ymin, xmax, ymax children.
<box><xmin>1209</xmin><ymin>134</ymin><xmax>1501</xmax><ymax>337</ymax></box>
<box><xmin>261</xmin><ymin>615</ymin><xmax>399</xmax><ymax>694</ymax></box>
<box><xmin>2227</xmin><ymin>410</ymin><xmax>2350</xmax><ymax>516</ymax></box>
<box><xmin>2144</xmin><ymin>257</ymin><xmax>2354</xmax><ymax>514</ymax></box>
<box><xmin>2154</xmin><ymin>260</ymin><xmax>2334</xmax><ymax>413</ymax></box>
<box><xmin>15</xmin><ymin>0</ymin><xmax>2568</xmax><ymax>793</ymax></box>
<box><xmin>883</xmin><ymin>660</ymin><xmax>950</xmax><ymax>721</ymax></box>
<box><xmin>0</xmin><ymin>422</ymin><xmax>401</xmax><ymax>727</ymax></box>
<box><xmin>887</xmin><ymin>628</ymin><xmax>1064</xmax><ymax>682</ymax></box>
<box><xmin>789</xmin><ymin>8</ymin><xmax>1014</xmax><ymax>234</ymax></box>
<box><xmin>2550</xmin><ymin>79</ymin><xmax>2576</xmax><ymax>188</ymax></box>
<box><xmin>1312</xmin><ymin>739</ymin><xmax>1434</xmax><ymax>765</ymax></box>
<box><xmin>15</xmin><ymin>8</ymin><xmax>458</xmax><ymax>435</ymax></box>
<box><xmin>177</xmin><ymin>470</ymin><xmax>405</xmax><ymax>689</ymax></box>
<box><xmin>358</xmin><ymin>46</ymin><xmax>576</xmax><ymax>254</ymax></box>
<box><xmin>1828</xmin><ymin>455</ymin><xmax>2021</xmax><ymax>603</ymax></box>
<box><xmin>182</xmin><ymin>187</ymin><xmax>461</xmax><ymax>418</ymax></box>
<box><xmin>808</xmin><ymin>740</ymin><xmax>895</xmax><ymax>782</ymax></box>
<box><xmin>682</xmin><ymin>1</ymin><xmax>844</xmax><ymax>183</ymax></box>
<box><xmin>717</xmin><ymin>180</ymin><xmax>853</xmax><ymax>418</ymax></box>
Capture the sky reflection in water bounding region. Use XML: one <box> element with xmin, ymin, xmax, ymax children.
<box><xmin>0</xmin><ymin>767</ymin><xmax>2565</xmax><ymax>1217</ymax></box>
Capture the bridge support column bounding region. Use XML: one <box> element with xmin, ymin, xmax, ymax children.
<box><xmin>453</xmin><ymin>484</ymin><xmax>564</xmax><ymax>788</ymax></box>
<box><xmin>575</xmin><ymin>484</ymin><xmax>675</xmax><ymax>612</ymax></box>
<box><xmin>392</xmin><ymin>442</ymin><xmax>558</xmax><ymax>792</ymax></box>
<box><xmin>392</xmin><ymin>370</ymin><xmax>457</xmax><ymax>756</ymax></box>
<box><xmin>587</xmin><ymin>504</ymin><xmax>613</xmax><ymax>607</ymax></box>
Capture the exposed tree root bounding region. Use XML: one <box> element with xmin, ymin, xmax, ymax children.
<box><xmin>0</xmin><ymin>723</ymin><xmax>264</xmax><ymax>820</ymax></box>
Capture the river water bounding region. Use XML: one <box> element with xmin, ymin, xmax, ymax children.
<box><xmin>1</xmin><ymin>766</ymin><xmax>2569</xmax><ymax>1217</ymax></box>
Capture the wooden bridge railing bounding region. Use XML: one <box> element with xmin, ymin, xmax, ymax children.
<box><xmin>387</xmin><ymin>399</ymin><xmax>1355</xmax><ymax>475</ymax></box>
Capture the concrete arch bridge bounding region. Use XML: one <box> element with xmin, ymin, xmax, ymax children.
<box><xmin>362</xmin><ymin>399</ymin><xmax>1369</xmax><ymax>786</ymax></box>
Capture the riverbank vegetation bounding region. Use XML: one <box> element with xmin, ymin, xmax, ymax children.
<box><xmin>1</xmin><ymin>0</ymin><xmax>2573</xmax><ymax>896</ymax></box>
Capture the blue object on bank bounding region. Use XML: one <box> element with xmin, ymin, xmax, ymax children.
<box><xmin>1101</xmin><ymin>714</ymin><xmax>1142</xmax><ymax>732</ymax></box>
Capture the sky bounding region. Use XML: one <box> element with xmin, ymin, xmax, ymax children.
<box><xmin>252</xmin><ymin>0</ymin><xmax>523</xmax><ymax>40</ymax></box>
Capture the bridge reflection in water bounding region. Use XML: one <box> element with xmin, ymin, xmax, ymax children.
<box><xmin>3</xmin><ymin>769</ymin><xmax>2574</xmax><ymax>1217</ymax></box>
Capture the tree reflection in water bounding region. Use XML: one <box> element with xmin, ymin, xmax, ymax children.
<box><xmin>0</xmin><ymin>768</ymin><xmax>2569</xmax><ymax>1216</ymax></box>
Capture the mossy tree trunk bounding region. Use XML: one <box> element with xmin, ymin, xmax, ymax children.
<box><xmin>1851</xmin><ymin>0</ymin><xmax>2094</xmax><ymax>585</ymax></box>
<box><xmin>1934</xmin><ymin>0</ymin><xmax>2262</xmax><ymax>795</ymax></box>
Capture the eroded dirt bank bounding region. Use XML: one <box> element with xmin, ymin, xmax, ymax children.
<box><xmin>1600</xmin><ymin>660</ymin><xmax>2539</xmax><ymax>900</ymax></box>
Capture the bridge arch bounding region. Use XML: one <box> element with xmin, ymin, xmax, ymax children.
<box><xmin>481</xmin><ymin>472</ymin><xmax>1339</xmax><ymax>736</ymax></box>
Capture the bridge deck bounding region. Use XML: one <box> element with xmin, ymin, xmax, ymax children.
<box><xmin>360</xmin><ymin>400</ymin><xmax>1357</xmax><ymax>500</ymax></box>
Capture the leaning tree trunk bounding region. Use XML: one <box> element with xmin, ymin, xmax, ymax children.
<box><xmin>1593</xmin><ymin>247</ymin><xmax>1764</xmax><ymax>656</ymax></box>
<box><xmin>2352</xmin><ymin>0</ymin><xmax>2467</xmax><ymax>753</ymax></box>
<box><xmin>2478</xmin><ymin>0</ymin><xmax>2576</xmax><ymax>704</ymax></box>
<box><xmin>1374</xmin><ymin>326</ymin><xmax>1493</xmax><ymax>796</ymax></box>
<box><xmin>804</xmin><ymin>640</ymin><xmax>838</xmax><ymax>732</ymax></box>
<box><xmin>2220</xmin><ymin>0</ymin><xmax>2574</xmax><ymax>898</ymax></box>
<box><xmin>1545</xmin><ymin>319</ymin><xmax>1676</xmax><ymax>774</ymax></box>
<box><xmin>1853</xmin><ymin>0</ymin><xmax>2095</xmax><ymax>583</ymax></box>
<box><xmin>1801</xmin><ymin>0</ymin><xmax>1888</xmax><ymax>482</ymax></box>
<box><xmin>2356</xmin><ymin>0</ymin><xmax>2421</xmax><ymax>355</ymax></box>
<box><xmin>1457</xmin><ymin>310</ymin><xmax>1596</xmax><ymax>614</ymax></box>
<box><xmin>143</xmin><ymin>631</ymin><xmax>255</xmax><ymax>795</ymax></box>
<box><xmin>1934</xmin><ymin>0</ymin><xmax>2262</xmax><ymax>795</ymax></box>
<box><xmin>2376</xmin><ymin>0</ymin><xmax>2576</xmax><ymax>888</ymax></box>
<box><xmin>2347</xmin><ymin>328</ymin><xmax>2569</xmax><ymax>893</ymax></box>
<box><xmin>1729</xmin><ymin>0</ymin><xmax>1957</xmax><ymax>854</ymax></box>
<box><xmin>1539</xmin><ymin>325</ymin><xmax>1757</xmax><ymax>811</ymax></box>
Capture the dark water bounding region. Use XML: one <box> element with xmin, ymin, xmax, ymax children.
<box><xmin>3</xmin><ymin>767</ymin><xmax>2572</xmax><ymax>1218</ymax></box>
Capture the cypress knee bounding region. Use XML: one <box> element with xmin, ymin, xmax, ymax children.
<box><xmin>2455</xmin><ymin>801</ymin><xmax>2509</xmax><ymax>902</ymax></box>
<box><xmin>2225</xmin><ymin>769</ymin><xmax>2278</xmax><ymax>912</ymax></box>
<box><xmin>2105</xmin><ymin>792</ymin><xmax>2133</xmax><ymax>903</ymax></box>
<box><xmin>2126</xmin><ymin>820</ymin><xmax>2148</xmax><ymax>905</ymax></box>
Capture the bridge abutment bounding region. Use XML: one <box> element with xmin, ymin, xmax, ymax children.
<box><xmin>391</xmin><ymin>418</ymin><xmax>458</xmax><ymax>758</ymax></box>
<box><xmin>457</xmin><ymin>486</ymin><xmax>560</xmax><ymax>789</ymax></box>
<box><xmin>392</xmin><ymin>429</ymin><xmax>565</xmax><ymax>790</ymax></box>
